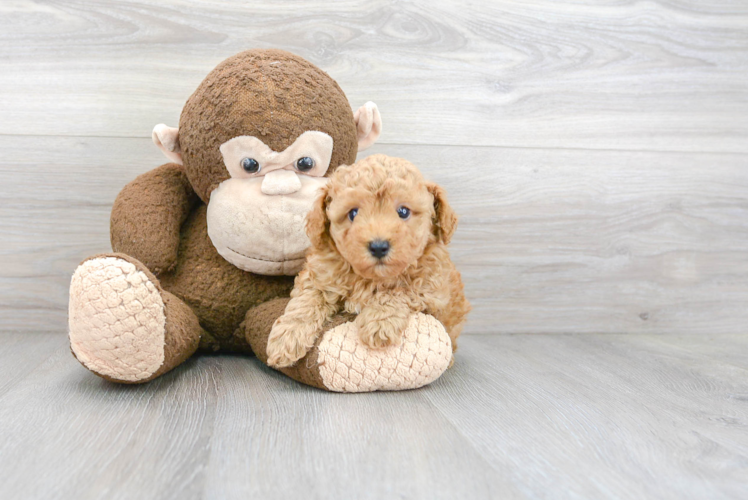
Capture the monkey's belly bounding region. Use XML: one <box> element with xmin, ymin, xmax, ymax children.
<box><xmin>158</xmin><ymin>204</ymin><xmax>295</xmax><ymax>344</ymax></box>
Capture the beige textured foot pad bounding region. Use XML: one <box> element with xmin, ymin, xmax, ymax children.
<box><xmin>69</xmin><ymin>256</ymin><xmax>166</xmax><ymax>382</ymax></box>
<box><xmin>316</xmin><ymin>313</ymin><xmax>452</xmax><ymax>392</ymax></box>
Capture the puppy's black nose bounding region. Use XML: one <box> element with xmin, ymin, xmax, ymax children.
<box><xmin>368</xmin><ymin>239</ymin><xmax>390</xmax><ymax>259</ymax></box>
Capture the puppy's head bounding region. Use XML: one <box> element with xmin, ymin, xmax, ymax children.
<box><xmin>306</xmin><ymin>154</ymin><xmax>457</xmax><ymax>280</ymax></box>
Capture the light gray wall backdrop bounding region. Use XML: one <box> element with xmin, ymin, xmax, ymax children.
<box><xmin>1</xmin><ymin>0</ymin><xmax>746</xmax><ymax>335</ymax></box>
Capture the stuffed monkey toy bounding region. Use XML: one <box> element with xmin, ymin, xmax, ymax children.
<box><xmin>68</xmin><ymin>49</ymin><xmax>452</xmax><ymax>392</ymax></box>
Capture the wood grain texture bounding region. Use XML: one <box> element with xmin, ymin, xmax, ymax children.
<box><xmin>0</xmin><ymin>333</ymin><xmax>64</xmax><ymax>398</ymax></box>
<box><xmin>425</xmin><ymin>334</ymin><xmax>748</xmax><ymax>500</ymax></box>
<box><xmin>2</xmin><ymin>136</ymin><xmax>746</xmax><ymax>334</ymax></box>
<box><xmin>201</xmin><ymin>356</ymin><xmax>514</xmax><ymax>499</ymax></box>
<box><xmin>0</xmin><ymin>338</ymin><xmax>219</xmax><ymax>500</ymax></box>
<box><xmin>0</xmin><ymin>332</ymin><xmax>745</xmax><ymax>500</ymax></box>
<box><xmin>1</xmin><ymin>0</ymin><xmax>747</xmax><ymax>152</ymax></box>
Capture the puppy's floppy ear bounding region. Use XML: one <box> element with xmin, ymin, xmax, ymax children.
<box><xmin>306</xmin><ymin>185</ymin><xmax>331</xmax><ymax>249</ymax></box>
<box><xmin>427</xmin><ymin>183</ymin><xmax>458</xmax><ymax>244</ymax></box>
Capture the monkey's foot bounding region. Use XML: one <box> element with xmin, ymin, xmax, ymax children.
<box><xmin>245</xmin><ymin>299</ymin><xmax>453</xmax><ymax>392</ymax></box>
<box><xmin>315</xmin><ymin>313</ymin><xmax>453</xmax><ymax>392</ymax></box>
<box><xmin>69</xmin><ymin>254</ymin><xmax>200</xmax><ymax>383</ymax></box>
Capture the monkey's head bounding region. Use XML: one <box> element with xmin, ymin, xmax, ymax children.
<box><xmin>151</xmin><ymin>49</ymin><xmax>381</xmax><ymax>275</ymax></box>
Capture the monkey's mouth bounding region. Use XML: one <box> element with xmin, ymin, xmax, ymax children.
<box><xmin>227</xmin><ymin>246</ymin><xmax>288</xmax><ymax>264</ymax></box>
<box><xmin>220</xmin><ymin>246</ymin><xmax>306</xmax><ymax>276</ymax></box>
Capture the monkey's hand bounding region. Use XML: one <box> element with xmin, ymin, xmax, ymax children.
<box><xmin>110</xmin><ymin>163</ymin><xmax>198</xmax><ymax>274</ymax></box>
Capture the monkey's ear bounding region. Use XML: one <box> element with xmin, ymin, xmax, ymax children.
<box><xmin>306</xmin><ymin>185</ymin><xmax>331</xmax><ymax>249</ymax></box>
<box><xmin>428</xmin><ymin>183</ymin><xmax>458</xmax><ymax>245</ymax></box>
<box><xmin>353</xmin><ymin>102</ymin><xmax>382</xmax><ymax>151</ymax></box>
<box><xmin>152</xmin><ymin>124</ymin><xmax>183</xmax><ymax>165</ymax></box>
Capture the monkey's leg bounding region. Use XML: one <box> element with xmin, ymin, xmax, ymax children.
<box><xmin>242</xmin><ymin>299</ymin><xmax>453</xmax><ymax>392</ymax></box>
<box><xmin>69</xmin><ymin>253</ymin><xmax>203</xmax><ymax>384</ymax></box>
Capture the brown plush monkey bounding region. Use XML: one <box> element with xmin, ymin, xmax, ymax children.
<box><xmin>68</xmin><ymin>49</ymin><xmax>452</xmax><ymax>392</ymax></box>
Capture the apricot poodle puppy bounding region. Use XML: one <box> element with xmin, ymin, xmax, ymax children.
<box><xmin>266</xmin><ymin>154</ymin><xmax>471</xmax><ymax>369</ymax></box>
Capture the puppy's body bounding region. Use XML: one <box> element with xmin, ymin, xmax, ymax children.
<box><xmin>267</xmin><ymin>155</ymin><xmax>470</xmax><ymax>368</ymax></box>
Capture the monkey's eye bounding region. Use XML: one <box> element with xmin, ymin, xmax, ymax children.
<box><xmin>295</xmin><ymin>157</ymin><xmax>315</xmax><ymax>172</ymax></box>
<box><xmin>241</xmin><ymin>158</ymin><xmax>260</xmax><ymax>174</ymax></box>
<box><xmin>348</xmin><ymin>208</ymin><xmax>359</xmax><ymax>222</ymax></box>
<box><xmin>397</xmin><ymin>206</ymin><xmax>411</xmax><ymax>220</ymax></box>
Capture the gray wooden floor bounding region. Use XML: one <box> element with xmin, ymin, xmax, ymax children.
<box><xmin>1</xmin><ymin>1</ymin><xmax>747</xmax><ymax>499</ymax></box>
<box><xmin>0</xmin><ymin>333</ymin><xmax>746</xmax><ymax>499</ymax></box>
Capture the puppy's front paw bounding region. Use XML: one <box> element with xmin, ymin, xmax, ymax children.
<box><xmin>266</xmin><ymin>320</ymin><xmax>317</xmax><ymax>368</ymax></box>
<box><xmin>356</xmin><ymin>317</ymin><xmax>405</xmax><ymax>349</ymax></box>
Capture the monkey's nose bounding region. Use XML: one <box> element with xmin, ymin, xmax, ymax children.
<box><xmin>261</xmin><ymin>170</ymin><xmax>302</xmax><ymax>195</ymax></box>
<box><xmin>368</xmin><ymin>239</ymin><xmax>390</xmax><ymax>259</ymax></box>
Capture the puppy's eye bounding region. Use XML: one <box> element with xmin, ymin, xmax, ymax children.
<box><xmin>241</xmin><ymin>158</ymin><xmax>260</xmax><ymax>173</ymax></box>
<box><xmin>348</xmin><ymin>208</ymin><xmax>359</xmax><ymax>221</ymax></box>
<box><xmin>397</xmin><ymin>206</ymin><xmax>411</xmax><ymax>219</ymax></box>
<box><xmin>295</xmin><ymin>157</ymin><xmax>315</xmax><ymax>172</ymax></box>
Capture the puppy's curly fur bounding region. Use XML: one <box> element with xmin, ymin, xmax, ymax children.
<box><xmin>266</xmin><ymin>154</ymin><xmax>471</xmax><ymax>368</ymax></box>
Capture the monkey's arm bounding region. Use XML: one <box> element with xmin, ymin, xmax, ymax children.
<box><xmin>110</xmin><ymin>163</ymin><xmax>199</xmax><ymax>274</ymax></box>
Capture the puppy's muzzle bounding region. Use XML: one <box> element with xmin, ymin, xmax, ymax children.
<box><xmin>368</xmin><ymin>239</ymin><xmax>390</xmax><ymax>259</ymax></box>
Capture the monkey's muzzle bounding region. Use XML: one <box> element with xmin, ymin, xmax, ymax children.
<box><xmin>206</xmin><ymin>174</ymin><xmax>329</xmax><ymax>275</ymax></box>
